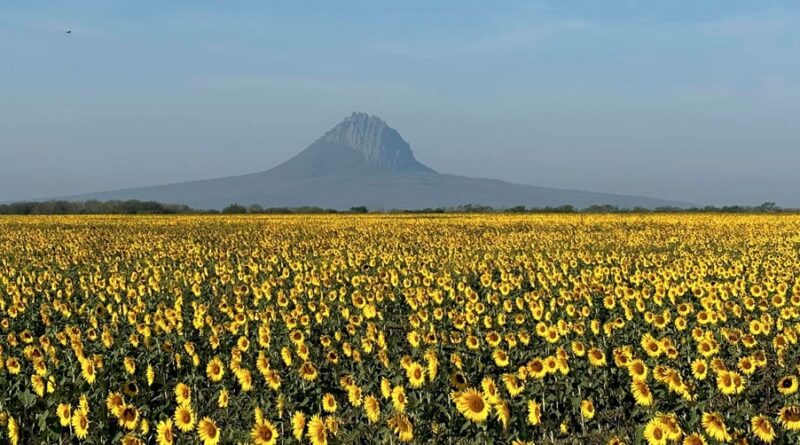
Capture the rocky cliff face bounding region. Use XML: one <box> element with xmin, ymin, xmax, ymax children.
<box><xmin>319</xmin><ymin>112</ymin><xmax>429</xmax><ymax>171</ymax></box>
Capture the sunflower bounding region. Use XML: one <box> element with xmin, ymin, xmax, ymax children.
<box><xmin>628</xmin><ymin>359</ymin><xmax>648</xmax><ymax>381</ymax></box>
<box><xmin>631</xmin><ymin>380</ymin><xmax>654</xmax><ymax>407</ymax></box>
<box><xmin>72</xmin><ymin>408</ymin><xmax>90</xmax><ymax>440</ymax></box>
<box><xmin>527</xmin><ymin>400</ymin><xmax>541</xmax><ymax>425</ymax></box>
<box><xmin>388</xmin><ymin>412</ymin><xmax>413</xmax><ymax>442</ymax></box>
<box><xmin>643</xmin><ymin>335</ymin><xmax>663</xmax><ymax>358</ymax></box>
<box><xmin>701</xmin><ymin>412</ymin><xmax>732</xmax><ymax>442</ymax></box>
<box><xmin>501</xmin><ymin>373</ymin><xmax>525</xmax><ymax>397</ymax></box>
<box><xmin>140</xmin><ymin>419</ymin><xmax>150</xmax><ymax>435</ymax></box>
<box><xmin>307</xmin><ymin>414</ymin><xmax>327</xmax><ymax>445</ymax></box>
<box><xmin>544</xmin><ymin>356</ymin><xmax>559</xmax><ymax>374</ymax></box>
<box><xmin>299</xmin><ymin>361</ymin><xmax>318</xmax><ymax>381</ymax></box>
<box><xmin>716</xmin><ymin>371</ymin><xmax>737</xmax><ymax>395</ymax></box>
<box><xmin>737</xmin><ymin>356</ymin><xmax>755</xmax><ymax>375</ymax></box>
<box><xmin>291</xmin><ymin>411</ymin><xmax>306</xmax><ymax>440</ymax></box>
<box><xmin>391</xmin><ymin>386</ymin><xmax>407</xmax><ymax>413</ymax></box>
<box><xmin>265</xmin><ymin>369</ymin><xmax>282</xmax><ymax>390</ymax></box>
<box><xmin>197</xmin><ymin>417</ymin><xmax>220</xmax><ymax>445</ymax></box>
<box><xmin>342</xmin><ymin>384</ymin><xmax>360</xmax><ymax>407</ymax></box>
<box><xmin>492</xmin><ymin>349</ymin><xmax>510</xmax><ymax>367</ymax></box>
<box><xmin>613</xmin><ymin>347</ymin><xmax>632</xmax><ymax>367</ymax></box>
<box><xmin>453</xmin><ymin>388</ymin><xmax>490</xmax><ymax>423</ymax></box>
<box><xmin>406</xmin><ymin>362</ymin><xmax>425</xmax><ymax>388</ymax></box>
<box><xmin>322</xmin><ymin>393</ymin><xmax>337</xmax><ymax>413</ymax></box>
<box><xmin>218</xmin><ymin>389</ymin><xmax>229</xmax><ymax>408</ymax></box>
<box><xmin>655</xmin><ymin>413</ymin><xmax>682</xmax><ymax>441</ymax></box>
<box><xmin>156</xmin><ymin>419</ymin><xmax>174</xmax><ymax>445</ymax></box>
<box><xmin>250</xmin><ymin>419</ymin><xmax>276</xmax><ymax>445</ymax></box>
<box><xmin>494</xmin><ymin>401</ymin><xmax>510</xmax><ymax>429</ymax></box>
<box><xmin>424</xmin><ymin>349</ymin><xmax>439</xmax><ymax>380</ymax></box>
<box><xmin>175</xmin><ymin>383</ymin><xmax>192</xmax><ymax>405</ymax></box>
<box><xmin>206</xmin><ymin>357</ymin><xmax>225</xmax><ymax>382</ymax></box>
<box><xmin>751</xmin><ymin>415</ymin><xmax>775</xmax><ymax>443</ymax></box>
<box><xmin>121</xmin><ymin>381</ymin><xmax>139</xmax><ymax>397</ymax></box>
<box><xmin>144</xmin><ymin>364</ymin><xmax>155</xmax><ymax>386</ymax></box>
<box><xmin>256</xmin><ymin>352</ymin><xmax>270</xmax><ymax>376</ymax></box>
<box><xmin>119</xmin><ymin>404</ymin><xmax>139</xmax><ymax>430</ymax></box>
<box><xmin>778</xmin><ymin>375</ymin><xmax>798</xmax><ymax>395</ymax></box>
<box><xmin>121</xmin><ymin>435</ymin><xmax>143</xmax><ymax>445</ymax></box>
<box><xmin>588</xmin><ymin>348</ymin><xmax>606</xmax><ymax>367</ymax></box>
<box><xmin>124</xmin><ymin>356</ymin><xmax>136</xmax><ymax>374</ymax></box>
<box><xmin>481</xmin><ymin>377</ymin><xmax>500</xmax><ymax>404</ymax></box>
<box><xmin>324</xmin><ymin>416</ymin><xmax>340</xmax><ymax>436</ymax></box>
<box><xmin>31</xmin><ymin>375</ymin><xmax>45</xmax><ymax>397</ymax></box>
<box><xmin>174</xmin><ymin>404</ymin><xmax>196</xmax><ymax>432</ymax></box>
<box><xmin>6</xmin><ymin>357</ymin><xmax>21</xmax><ymax>374</ymax></box>
<box><xmin>364</xmin><ymin>395</ymin><xmax>381</xmax><ymax>423</ymax></box>
<box><xmin>237</xmin><ymin>369</ymin><xmax>253</xmax><ymax>391</ymax></box>
<box><xmin>450</xmin><ymin>371</ymin><xmax>468</xmax><ymax>389</ymax></box>
<box><xmin>778</xmin><ymin>405</ymin><xmax>800</xmax><ymax>431</ymax></box>
<box><xmin>80</xmin><ymin>359</ymin><xmax>97</xmax><ymax>384</ymax></box>
<box><xmin>527</xmin><ymin>358</ymin><xmax>546</xmax><ymax>379</ymax></box>
<box><xmin>7</xmin><ymin>416</ymin><xmax>19</xmax><ymax>445</ymax></box>
<box><xmin>57</xmin><ymin>403</ymin><xmax>72</xmax><ymax>427</ymax></box>
<box><xmin>732</xmin><ymin>372</ymin><xmax>745</xmax><ymax>394</ymax></box>
<box><xmin>643</xmin><ymin>418</ymin><xmax>667</xmax><ymax>445</ymax></box>
<box><xmin>290</xmin><ymin>329</ymin><xmax>304</xmax><ymax>344</ymax></box>
<box><xmin>580</xmin><ymin>400</ymin><xmax>595</xmax><ymax>420</ymax></box>
<box><xmin>691</xmin><ymin>359</ymin><xmax>708</xmax><ymax>380</ymax></box>
<box><xmin>681</xmin><ymin>433</ymin><xmax>707</xmax><ymax>445</ymax></box>
<box><xmin>710</xmin><ymin>358</ymin><xmax>726</xmax><ymax>374</ymax></box>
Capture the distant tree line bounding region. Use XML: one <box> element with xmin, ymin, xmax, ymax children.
<box><xmin>0</xmin><ymin>200</ymin><xmax>795</xmax><ymax>215</ymax></box>
<box><xmin>220</xmin><ymin>203</ymin><xmax>341</xmax><ymax>214</ymax></box>
<box><xmin>0</xmin><ymin>200</ymin><xmax>199</xmax><ymax>215</ymax></box>
<box><xmin>388</xmin><ymin>202</ymin><xmax>795</xmax><ymax>214</ymax></box>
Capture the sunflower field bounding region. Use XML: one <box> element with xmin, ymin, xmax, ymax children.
<box><xmin>1</xmin><ymin>214</ymin><xmax>799</xmax><ymax>445</ymax></box>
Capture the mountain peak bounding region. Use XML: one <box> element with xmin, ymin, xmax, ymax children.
<box><xmin>320</xmin><ymin>112</ymin><xmax>427</xmax><ymax>170</ymax></box>
<box><xmin>60</xmin><ymin>111</ymin><xmax>692</xmax><ymax>210</ymax></box>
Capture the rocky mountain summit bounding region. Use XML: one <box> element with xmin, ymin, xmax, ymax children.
<box><xmin>319</xmin><ymin>112</ymin><xmax>430</xmax><ymax>171</ymax></box>
<box><xmin>61</xmin><ymin>112</ymin><xmax>690</xmax><ymax>210</ymax></box>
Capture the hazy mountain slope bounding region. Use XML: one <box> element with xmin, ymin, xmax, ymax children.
<box><xmin>62</xmin><ymin>112</ymin><xmax>690</xmax><ymax>210</ymax></box>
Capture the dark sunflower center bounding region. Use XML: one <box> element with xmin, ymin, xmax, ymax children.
<box><xmin>468</xmin><ymin>396</ymin><xmax>484</xmax><ymax>412</ymax></box>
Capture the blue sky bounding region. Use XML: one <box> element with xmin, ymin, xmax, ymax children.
<box><xmin>2</xmin><ymin>0</ymin><xmax>799</xmax><ymax>205</ymax></box>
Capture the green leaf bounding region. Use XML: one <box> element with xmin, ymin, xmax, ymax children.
<box><xmin>17</xmin><ymin>389</ymin><xmax>36</xmax><ymax>408</ymax></box>
<box><xmin>37</xmin><ymin>411</ymin><xmax>49</xmax><ymax>432</ymax></box>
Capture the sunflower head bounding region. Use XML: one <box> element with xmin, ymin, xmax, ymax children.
<box><xmin>197</xmin><ymin>417</ymin><xmax>220</xmax><ymax>445</ymax></box>
<box><xmin>453</xmin><ymin>388</ymin><xmax>489</xmax><ymax>423</ymax></box>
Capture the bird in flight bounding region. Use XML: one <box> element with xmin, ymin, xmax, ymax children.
<box><xmin>66</xmin><ymin>30</ymin><xmax>72</xmax><ymax>34</ymax></box>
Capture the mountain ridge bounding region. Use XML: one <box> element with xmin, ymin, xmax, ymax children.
<box><xmin>317</xmin><ymin>112</ymin><xmax>433</xmax><ymax>172</ymax></box>
<box><xmin>55</xmin><ymin>112</ymin><xmax>692</xmax><ymax>210</ymax></box>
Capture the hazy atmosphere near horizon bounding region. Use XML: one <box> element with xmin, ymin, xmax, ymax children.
<box><xmin>2</xmin><ymin>0</ymin><xmax>800</xmax><ymax>206</ymax></box>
